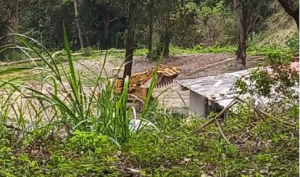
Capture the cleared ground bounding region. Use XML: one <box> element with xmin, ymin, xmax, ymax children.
<box><xmin>72</xmin><ymin>53</ymin><xmax>263</xmax><ymax>112</ymax></box>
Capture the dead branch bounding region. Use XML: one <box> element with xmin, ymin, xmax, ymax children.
<box><xmin>195</xmin><ymin>98</ymin><xmax>237</xmax><ymax>133</ymax></box>
<box><xmin>215</xmin><ymin>119</ymin><xmax>232</xmax><ymax>145</ymax></box>
<box><xmin>235</xmin><ymin>97</ymin><xmax>295</xmax><ymax>128</ymax></box>
<box><xmin>254</xmin><ymin>108</ymin><xmax>278</xmax><ymax>137</ymax></box>
<box><xmin>277</xmin><ymin>0</ymin><xmax>297</xmax><ymax>17</ymax></box>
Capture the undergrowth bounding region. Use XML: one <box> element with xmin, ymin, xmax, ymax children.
<box><xmin>0</xmin><ymin>31</ymin><xmax>298</xmax><ymax>176</ymax></box>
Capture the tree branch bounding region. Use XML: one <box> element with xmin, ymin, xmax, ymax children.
<box><xmin>234</xmin><ymin>0</ymin><xmax>248</xmax><ymax>10</ymax></box>
<box><xmin>109</xmin><ymin>18</ymin><xmax>119</xmax><ymax>23</ymax></box>
<box><xmin>277</xmin><ymin>0</ymin><xmax>296</xmax><ymax>17</ymax></box>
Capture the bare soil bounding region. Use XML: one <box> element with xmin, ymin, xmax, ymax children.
<box><xmin>74</xmin><ymin>53</ymin><xmax>263</xmax><ymax>113</ymax></box>
<box><xmin>0</xmin><ymin>53</ymin><xmax>263</xmax><ymax>120</ymax></box>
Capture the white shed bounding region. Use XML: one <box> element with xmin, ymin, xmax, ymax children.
<box><xmin>178</xmin><ymin>70</ymin><xmax>248</xmax><ymax>118</ymax></box>
<box><xmin>178</xmin><ymin>66</ymin><xmax>299</xmax><ymax>118</ymax></box>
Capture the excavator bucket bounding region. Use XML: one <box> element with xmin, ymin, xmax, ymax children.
<box><xmin>155</xmin><ymin>65</ymin><xmax>181</xmax><ymax>88</ymax></box>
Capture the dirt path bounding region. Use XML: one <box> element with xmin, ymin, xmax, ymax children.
<box><xmin>74</xmin><ymin>53</ymin><xmax>263</xmax><ymax>113</ymax></box>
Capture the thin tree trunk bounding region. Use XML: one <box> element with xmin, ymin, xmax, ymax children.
<box><xmin>163</xmin><ymin>14</ymin><xmax>170</xmax><ymax>58</ymax></box>
<box><xmin>12</xmin><ymin>0</ymin><xmax>19</xmax><ymax>44</ymax></box>
<box><xmin>163</xmin><ymin>0</ymin><xmax>171</xmax><ymax>58</ymax></box>
<box><xmin>102</xmin><ymin>11</ymin><xmax>111</xmax><ymax>50</ymax></box>
<box><xmin>147</xmin><ymin>14</ymin><xmax>153</xmax><ymax>58</ymax></box>
<box><xmin>123</xmin><ymin>0</ymin><xmax>136</xmax><ymax>86</ymax></box>
<box><xmin>147</xmin><ymin>2</ymin><xmax>153</xmax><ymax>58</ymax></box>
<box><xmin>73</xmin><ymin>0</ymin><xmax>84</xmax><ymax>49</ymax></box>
<box><xmin>233</xmin><ymin>0</ymin><xmax>246</xmax><ymax>70</ymax></box>
<box><xmin>84</xmin><ymin>34</ymin><xmax>90</xmax><ymax>46</ymax></box>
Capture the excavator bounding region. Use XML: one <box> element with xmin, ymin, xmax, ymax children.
<box><xmin>108</xmin><ymin>64</ymin><xmax>181</xmax><ymax>112</ymax></box>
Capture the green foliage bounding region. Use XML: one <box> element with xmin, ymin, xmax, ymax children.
<box><xmin>67</xmin><ymin>130</ymin><xmax>110</xmax><ymax>153</ymax></box>
<box><xmin>235</xmin><ymin>51</ymin><xmax>299</xmax><ymax>98</ymax></box>
<box><xmin>0</xmin><ymin>0</ymin><xmax>297</xmax><ymax>56</ymax></box>
<box><xmin>5</xmin><ymin>30</ymin><xmax>158</xmax><ymax>147</ymax></box>
<box><xmin>79</xmin><ymin>46</ymin><xmax>94</xmax><ymax>57</ymax></box>
<box><xmin>0</xmin><ymin>63</ymin><xmax>298</xmax><ymax>176</ymax></box>
<box><xmin>0</xmin><ymin>0</ymin><xmax>298</xmax><ymax>175</ymax></box>
<box><xmin>286</xmin><ymin>35</ymin><xmax>299</xmax><ymax>53</ymax></box>
<box><xmin>150</xmin><ymin>42</ymin><xmax>164</xmax><ymax>61</ymax></box>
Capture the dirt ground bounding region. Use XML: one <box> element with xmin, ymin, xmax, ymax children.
<box><xmin>74</xmin><ymin>53</ymin><xmax>263</xmax><ymax>113</ymax></box>
<box><xmin>0</xmin><ymin>53</ymin><xmax>263</xmax><ymax>121</ymax></box>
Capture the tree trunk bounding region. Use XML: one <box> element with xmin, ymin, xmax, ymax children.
<box><xmin>163</xmin><ymin>15</ymin><xmax>170</xmax><ymax>58</ymax></box>
<box><xmin>233</xmin><ymin>0</ymin><xmax>247</xmax><ymax>70</ymax></box>
<box><xmin>122</xmin><ymin>0</ymin><xmax>136</xmax><ymax>86</ymax></box>
<box><xmin>73</xmin><ymin>0</ymin><xmax>84</xmax><ymax>49</ymax></box>
<box><xmin>147</xmin><ymin>14</ymin><xmax>153</xmax><ymax>58</ymax></box>
<box><xmin>277</xmin><ymin>0</ymin><xmax>299</xmax><ymax>30</ymax></box>
<box><xmin>294</xmin><ymin>6</ymin><xmax>299</xmax><ymax>29</ymax></box>
<box><xmin>12</xmin><ymin>0</ymin><xmax>19</xmax><ymax>44</ymax></box>
<box><xmin>147</xmin><ymin>2</ymin><xmax>153</xmax><ymax>58</ymax></box>
<box><xmin>102</xmin><ymin>11</ymin><xmax>111</xmax><ymax>50</ymax></box>
<box><xmin>84</xmin><ymin>34</ymin><xmax>90</xmax><ymax>47</ymax></box>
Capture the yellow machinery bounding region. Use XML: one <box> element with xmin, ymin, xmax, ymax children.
<box><xmin>109</xmin><ymin>64</ymin><xmax>181</xmax><ymax>112</ymax></box>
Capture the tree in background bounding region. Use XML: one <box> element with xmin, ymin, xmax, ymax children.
<box><xmin>233</xmin><ymin>0</ymin><xmax>246</xmax><ymax>70</ymax></box>
<box><xmin>73</xmin><ymin>0</ymin><xmax>84</xmax><ymax>49</ymax></box>
<box><xmin>0</xmin><ymin>0</ymin><xmax>298</xmax><ymax>61</ymax></box>
<box><xmin>122</xmin><ymin>0</ymin><xmax>137</xmax><ymax>83</ymax></box>
<box><xmin>134</xmin><ymin>0</ymin><xmax>157</xmax><ymax>57</ymax></box>
<box><xmin>162</xmin><ymin>0</ymin><xmax>171</xmax><ymax>58</ymax></box>
<box><xmin>147</xmin><ymin>0</ymin><xmax>198</xmax><ymax>59</ymax></box>
<box><xmin>11</xmin><ymin>0</ymin><xmax>20</xmax><ymax>44</ymax></box>
<box><xmin>277</xmin><ymin>0</ymin><xmax>299</xmax><ymax>29</ymax></box>
<box><xmin>0</xmin><ymin>0</ymin><xmax>14</xmax><ymax>52</ymax></box>
<box><xmin>92</xmin><ymin>0</ymin><xmax>122</xmax><ymax>49</ymax></box>
<box><xmin>230</xmin><ymin>0</ymin><xmax>277</xmax><ymax>70</ymax></box>
<box><xmin>78</xmin><ymin>0</ymin><xmax>126</xmax><ymax>49</ymax></box>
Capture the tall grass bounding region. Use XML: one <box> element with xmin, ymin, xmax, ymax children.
<box><xmin>0</xmin><ymin>28</ymin><xmax>159</xmax><ymax>146</ymax></box>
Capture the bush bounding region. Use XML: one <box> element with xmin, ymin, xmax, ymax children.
<box><xmin>80</xmin><ymin>46</ymin><xmax>94</xmax><ymax>57</ymax></box>
<box><xmin>235</xmin><ymin>51</ymin><xmax>298</xmax><ymax>98</ymax></box>
<box><xmin>286</xmin><ymin>35</ymin><xmax>299</xmax><ymax>53</ymax></box>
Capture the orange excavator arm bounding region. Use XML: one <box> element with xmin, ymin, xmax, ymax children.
<box><xmin>129</xmin><ymin>64</ymin><xmax>181</xmax><ymax>87</ymax></box>
<box><xmin>110</xmin><ymin>64</ymin><xmax>181</xmax><ymax>94</ymax></box>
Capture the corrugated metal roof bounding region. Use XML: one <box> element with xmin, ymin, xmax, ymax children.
<box><xmin>179</xmin><ymin>70</ymin><xmax>248</xmax><ymax>107</ymax></box>
<box><xmin>179</xmin><ymin>64</ymin><xmax>299</xmax><ymax>108</ymax></box>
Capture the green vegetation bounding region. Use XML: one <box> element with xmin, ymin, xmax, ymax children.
<box><xmin>0</xmin><ymin>31</ymin><xmax>298</xmax><ymax>176</ymax></box>
<box><xmin>0</xmin><ymin>0</ymin><xmax>298</xmax><ymax>60</ymax></box>
<box><xmin>0</xmin><ymin>0</ymin><xmax>298</xmax><ymax>176</ymax></box>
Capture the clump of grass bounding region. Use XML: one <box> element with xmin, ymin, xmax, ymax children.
<box><xmin>79</xmin><ymin>46</ymin><xmax>93</xmax><ymax>57</ymax></box>
<box><xmin>0</xmin><ymin>27</ymin><xmax>159</xmax><ymax>147</ymax></box>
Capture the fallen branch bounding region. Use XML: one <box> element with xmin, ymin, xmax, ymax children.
<box><xmin>235</xmin><ymin>97</ymin><xmax>295</xmax><ymax>128</ymax></box>
<box><xmin>254</xmin><ymin>108</ymin><xmax>278</xmax><ymax>135</ymax></box>
<box><xmin>215</xmin><ymin>119</ymin><xmax>231</xmax><ymax>145</ymax></box>
<box><xmin>195</xmin><ymin>97</ymin><xmax>237</xmax><ymax>133</ymax></box>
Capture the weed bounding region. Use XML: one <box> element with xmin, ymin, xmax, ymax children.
<box><xmin>79</xmin><ymin>46</ymin><xmax>93</xmax><ymax>57</ymax></box>
<box><xmin>286</xmin><ymin>35</ymin><xmax>299</xmax><ymax>53</ymax></box>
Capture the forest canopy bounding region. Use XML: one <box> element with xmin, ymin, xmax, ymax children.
<box><xmin>0</xmin><ymin>0</ymin><xmax>298</xmax><ymax>56</ymax></box>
